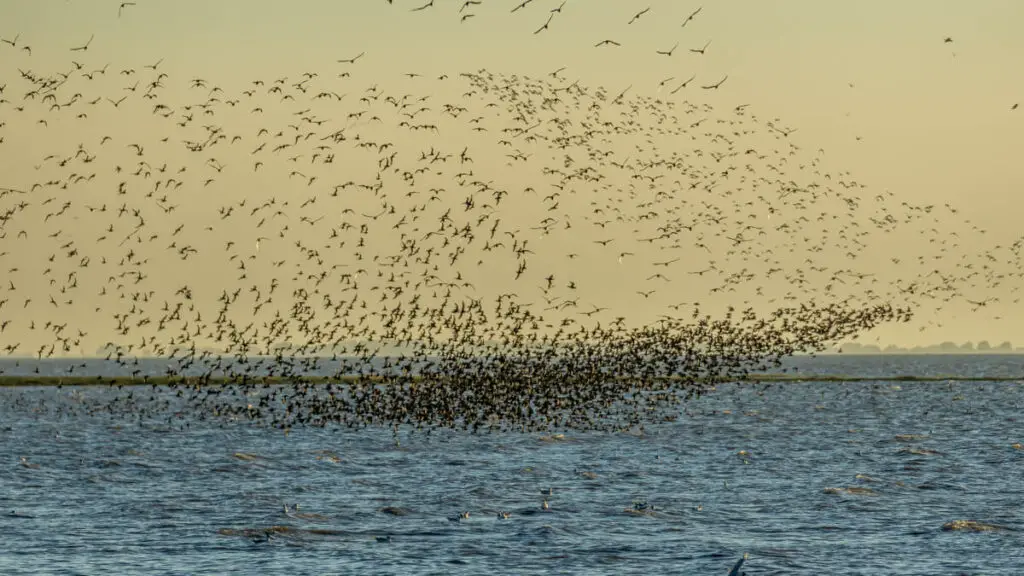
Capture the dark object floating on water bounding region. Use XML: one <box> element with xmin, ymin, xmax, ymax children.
<box><xmin>379</xmin><ymin>506</ymin><xmax>411</xmax><ymax>516</ymax></box>
<box><xmin>624</xmin><ymin>500</ymin><xmax>656</xmax><ymax>515</ymax></box>
<box><xmin>941</xmin><ymin>520</ymin><xmax>1009</xmax><ymax>532</ymax></box>
<box><xmin>727</xmin><ymin>553</ymin><xmax>749</xmax><ymax>576</ymax></box>
<box><xmin>897</xmin><ymin>447</ymin><xmax>943</xmax><ymax>456</ymax></box>
<box><xmin>823</xmin><ymin>486</ymin><xmax>877</xmax><ymax>496</ymax></box>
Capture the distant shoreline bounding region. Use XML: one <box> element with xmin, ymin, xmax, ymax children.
<box><xmin>2</xmin><ymin>352</ymin><xmax>1024</xmax><ymax>361</ymax></box>
<box><xmin>1</xmin><ymin>373</ymin><xmax>1021</xmax><ymax>388</ymax></box>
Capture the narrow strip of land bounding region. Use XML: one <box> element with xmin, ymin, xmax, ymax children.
<box><xmin>0</xmin><ymin>374</ymin><xmax>1020</xmax><ymax>387</ymax></box>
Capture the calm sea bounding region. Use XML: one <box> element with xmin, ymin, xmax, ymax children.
<box><xmin>2</xmin><ymin>355</ymin><xmax>1023</xmax><ymax>575</ymax></box>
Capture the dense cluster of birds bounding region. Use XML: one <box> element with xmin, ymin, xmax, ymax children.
<box><xmin>1</xmin><ymin>13</ymin><xmax>1020</xmax><ymax>433</ymax></box>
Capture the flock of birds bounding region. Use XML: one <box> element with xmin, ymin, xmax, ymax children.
<box><xmin>1</xmin><ymin>4</ymin><xmax>1021</xmax><ymax>435</ymax></box>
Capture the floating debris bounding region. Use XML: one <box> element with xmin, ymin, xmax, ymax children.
<box><xmin>824</xmin><ymin>486</ymin><xmax>878</xmax><ymax>496</ymax></box>
<box><xmin>941</xmin><ymin>520</ymin><xmax>1008</xmax><ymax>532</ymax></box>
<box><xmin>378</xmin><ymin>506</ymin><xmax>412</xmax><ymax>516</ymax></box>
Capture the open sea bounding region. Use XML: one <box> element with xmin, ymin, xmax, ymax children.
<box><xmin>2</xmin><ymin>354</ymin><xmax>1023</xmax><ymax>575</ymax></box>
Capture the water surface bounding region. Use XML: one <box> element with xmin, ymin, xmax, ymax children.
<box><xmin>3</xmin><ymin>355</ymin><xmax>1023</xmax><ymax>575</ymax></box>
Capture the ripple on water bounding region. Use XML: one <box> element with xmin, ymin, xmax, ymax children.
<box><xmin>3</xmin><ymin>359</ymin><xmax>1024</xmax><ymax>574</ymax></box>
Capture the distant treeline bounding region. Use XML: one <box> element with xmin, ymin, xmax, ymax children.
<box><xmin>832</xmin><ymin>341</ymin><xmax>1017</xmax><ymax>354</ymax></box>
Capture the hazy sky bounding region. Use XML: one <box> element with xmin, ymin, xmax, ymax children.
<box><xmin>1</xmin><ymin>0</ymin><xmax>1022</xmax><ymax>354</ymax></box>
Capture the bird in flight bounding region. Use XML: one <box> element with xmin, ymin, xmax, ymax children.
<box><xmin>337</xmin><ymin>52</ymin><xmax>365</xmax><ymax>64</ymax></box>
<box><xmin>681</xmin><ymin>7</ymin><xmax>702</xmax><ymax>28</ymax></box>
<box><xmin>611</xmin><ymin>85</ymin><xmax>631</xmax><ymax>104</ymax></box>
<box><xmin>70</xmin><ymin>34</ymin><xmax>94</xmax><ymax>52</ymax></box>
<box><xmin>628</xmin><ymin>7</ymin><xmax>650</xmax><ymax>24</ymax></box>
<box><xmin>594</xmin><ymin>39</ymin><xmax>620</xmax><ymax>47</ymax></box>
<box><xmin>534</xmin><ymin>14</ymin><xmax>554</xmax><ymax>34</ymax></box>
<box><xmin>655</xmin><ymin>42</ymin><xmax>679</xmax><ymax>57</ymax></box>
<box><xmin>943</xmin><ymin>37</ymin><xmax>953</xmax><ymax>43</ymax></box>
<box><xmin>118</xmin><ymin>2</ymin><xmax>135</xmax><ymax>17</ymax></box>
<box><xmin>511</xmin><ymin>0</ymin><xmax>535</xmax><ymax>13</ymax></box>
<box><xmin>689</xmin><ymin>40</ymin><xmax>711</xmax><ymax>55</ymax></box>
<box><xmin>701</xmin><ymin>75</ymin><xmax>728</xmax><ymax>89</ymax></box>
<box><xmin>670</xmin><ymin>74</ymin><xmax>696</xmax><ymax>94</ymax></box>
<box><xmin>411</xmin><ymin>0</ymin><xmax>433</xmax><ymax>11</ymax></box>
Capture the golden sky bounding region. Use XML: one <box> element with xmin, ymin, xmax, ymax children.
<box><xmin>1</xmin><ymin>0</ymin><xmax>1022</xmax><ymax>355</ymax></box>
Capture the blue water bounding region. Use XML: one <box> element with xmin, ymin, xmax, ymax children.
<box><xmin>2</xmin><ymin>355</ymin><xmax>1023</xmax><ymax>575</ymax></box>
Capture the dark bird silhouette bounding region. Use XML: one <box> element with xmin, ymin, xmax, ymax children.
<box><xmin>628</xmin><ymin>7</ymin><xmax>650</xmax><ymax>24</ymax></box>
<box><xmin>511</xmin><ymin>0</ymin><xmax>535</xmax><ymax>13</ymax></box>
<box><xmin>689</xmin><ymin>40</ymin><xmax>711</xmax><ymax>55</ymax></box>
<box><xmin>70</xmin><ymin>34</ymin><xmax>94</xmax><ymax>52</ymax></box>
<box><xmin>534</xmin><ymin>14</ymin><xmax>554</xmax><ymax>34</ymax></box>
<box><xmin>701</xmin><ymin>75</ymin><xmax>728</xmax><ymax>89</ymax></box>
<box><xmin>681</xmin><ymin>7</ymin><xmax>702</xmax><ymax>28</ymax></box>
<box><xmin>670</xmin><ymin>74</ymin><xmax>697</xmax><ymax>94</ymax></box>
<box><xmin>655</xmin><ymin>42</ymin><xmax>679</xmax><ymax>57</ymax></box>
<box><xmin>337</xmin><ymin>52</ymin><xmax>365</xmax><ymax>64</ymax></box>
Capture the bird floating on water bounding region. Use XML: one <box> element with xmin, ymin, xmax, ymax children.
<box><xmin>727</xmin><ymin>553</ymin><xmax>749</xmax><ymax>576</ymax></box>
